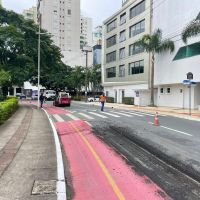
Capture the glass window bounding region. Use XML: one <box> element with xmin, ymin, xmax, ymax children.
<box><xmin>167</xmin><ymin>88</ymin><xmax>171</xmax><ymax>94</ymax></box>
<box><xmin>128</xmin><ymin>60</ymin><xmax>144</xmax><ymax>75</ymax></box>
<box><xmin>129</xmin><ymin>42</ymin><xmax>144</xmax><ymax>55</ymax></box>
<box><xmin>129</xmin><ymin>20</ymin><xmax>145</xmax><ymax>37</ymax></box>
<box><xmin>106</xmin><ymin>35</ymin><xmax>116</xmax><ymax>48</ymax></box>
<box><xmin>107</xmin><ymin>19</ymin><xmax>117</xmax><ymax>33</ymax></box>
<box><xmin>120</xmin><ymin>13</ymin><xmax>126</xmax><ymax>25</ymax></box>
<box><xmin>119</xmin><ymin>30</ymin><xmax>126</xmax><ymax>42</ymax></box>
<box><xmin>119</xmin><ymin>48</ymin><xmax>125</xmax><ymax>60</ymax></box>
<box><xmin>106</xmin><ymin>51</ymin><xmax>116</xmax><ymax>63</ymax></box>
<box><xmin>130</xmin><ymin>0</ymin><xmax>145</xmax><ymax>19</ymax></box>
<box><xmin>119</xmin><ymin>65</ymin><xmax>125</xmax><ymax>77</ymax></box>
<box><xmin>160</xmin><ymin>88</ymin><xmax>164</xmax><ymax>94</ymax></box>
<box><xmin>106</xmin><ymin>67</ymin><xmax>116</xmax><ymax>78</ymax></box>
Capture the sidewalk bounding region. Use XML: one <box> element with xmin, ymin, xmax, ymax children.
<box><xmin>0</xmin><ymin>104</ymin><xmax>58</xmax><ymax>200</ymax></box>
<box><xmin>90</xmin><ymin>101</ymin><xmax>200</xmax><ymax>121</ymax></box>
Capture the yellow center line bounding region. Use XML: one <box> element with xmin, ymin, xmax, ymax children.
<box><xmin>69</xmin><ymin>122</ymin><xmax>126</xmax><ymax>200</ymax></box>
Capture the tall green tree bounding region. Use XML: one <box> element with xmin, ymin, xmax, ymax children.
<box><xmin>182</xmin><ymin>13</ymin><xmax>200</xmax><ymax>43</ymax></box>
<box><xmin>137</xmin><ymin>29</ymin><xmax>174</xmax><ymax>106</ymax></box>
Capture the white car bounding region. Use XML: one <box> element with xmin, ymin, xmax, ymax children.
<box><xmin>44</xmin><ymin>90</ymin><xmax>56</xmax><ymax>100</ymax></box>
<box><xmin>87</xmin><ymin>96</ymin><xmax>100</xmax><ymax>102</ymax></box>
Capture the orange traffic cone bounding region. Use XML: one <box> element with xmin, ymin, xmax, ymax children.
<box><xmin>154</xmin><ymin>112</ymin><xmax>160</xmax><ymax>126</ymax></box>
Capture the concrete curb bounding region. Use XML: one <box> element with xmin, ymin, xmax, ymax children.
<box><xmin>43</xmin><ymin>109</ymin><xmax>67</xmax><ymax>200</ymax></box>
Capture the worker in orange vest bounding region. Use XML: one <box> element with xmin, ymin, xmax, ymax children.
<box><xmin>99</xmin><ymin>93</ymin><xmax>106</xmax><ymax>111</ymax></box>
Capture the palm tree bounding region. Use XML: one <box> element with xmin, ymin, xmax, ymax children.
<box><xmin>137</xmin><ymin>29</ymin><xmax>174</xmax><ymax>106</ymax></box>
<box><xmin>182</xmin><ymin>13</ymin><xmax>200</xmax><ymax>43</ymax></box>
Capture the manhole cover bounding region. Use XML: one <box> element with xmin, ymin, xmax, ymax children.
<box><xmin>32</xmin><ymin>180</ymin><xmax>57</xmax><ymax>195</ymax></box>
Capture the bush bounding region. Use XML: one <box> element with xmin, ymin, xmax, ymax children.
<box><xmin>106</xmin><ymin>97</ymin><xmax>114</xmax><ymax>103</ymax></box>
<box><xmin>122</xmin><ymin>97</ymin><xmax>134</xmax><ymax>105</ymax></box>
<box><xmin>0</xmin><ymin>97</ymin><xmax>19</xmax><ymax>124</ymax></box>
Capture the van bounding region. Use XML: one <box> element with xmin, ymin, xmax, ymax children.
<box><xmin>44</xmin><ymin>90</ymin><xmax>56</xmax><ymax>100</ymax></box>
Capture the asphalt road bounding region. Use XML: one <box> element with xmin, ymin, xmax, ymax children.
<box><xmin>50</xmin><ymin>101</ymin><xmax>200</xmax><ymax>199</ymax></box>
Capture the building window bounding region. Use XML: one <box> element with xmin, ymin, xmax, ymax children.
<box><xmin>106</xmin><ymin>35</ymin><xmax>116</xmax><ymax>48</ymax></box>
<box><xmin>160</xmin><ymin>88</ymin><xmax>164</xmax><ymax>94</ymax></box>
<box><xmin>128</xmin><ymin>60</ymin><xmax>144</xmax><ymax>75</ymax></box>
<box><xmin>107</xmin><ymin>19</ymin><xmax>117</xmax><ymax>33</ymax></box>
<box><xmin>106</xmin><ymin>51</ymin><xmax>116</xmax><ymax>63</ymax></box>
<box><xmin>129</xmin><ymin>43</ymin><xmax>144</xmax><ymax>55</ymax></box>
<box><xmin>106</xmin><ymin>91</ymin><xmax>109</xmax><ymax>96</ymax></box>
<box><xmin>167</xmin><ymin>88</ymin><xmax>171</xmax><ymax>94</ymax></box>
<box><xmin>119</xmin><ymin>65</ymin><xmax>125</xmax><ymax>77</ymax></box>
<box><xmin>129</xmin><ymin>20</ymin><xmax>145</xmax><ymax>37</ymax></box>
<box><xmin>130</xmin><ymin>0</ymin><xmax>145</xmax><ymax>19</ymax></box>
<box><xmin>120</xmin><ymin>13</ymin><xmax>126</xmax><ymax>25</ymax></box>
<box><xmin>119</xmin><ymin>30</ymin><xmax>126</xmax><ymax>42</ymax></box>
<box><xmin>119</xmin><ymin>48</ymin><xmax>125</xmax><ymax>60</ymax></box>
<box><xmin>106</xmin><ymin>67</ymin><xmax>116</xmax><ymax>78</ymax></box>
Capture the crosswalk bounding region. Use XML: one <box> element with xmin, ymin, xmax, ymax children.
<box><xmin>52</xmin><ymin>109</ymin><xmax>165</xmax><ymax>122</ymax></box>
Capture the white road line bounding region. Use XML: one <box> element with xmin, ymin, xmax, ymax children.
<box><xmin>103</xmin><ymin>112</ymin><xmax>120</xmax><ymax>118</ymax></box>
<box><xmin>148</xmin><ymin>122</ymin><xmax>154</xmax><ymax>125</ymax></box>
<box><xmin>79</xmin><ymin>113</ymin><xmax>94</xmax><ymax>120</ymax></box>
<box><xmin>136</xmin><ymin>112</ymin><xmax>154</xmax><ymax>116</ymax></box>
<box><xmin>85</xmin><ymin>121</ymin><xmax>93</xmax><ymax>127</ymax></box>
<box><xmin>111</xmin><ymin>111</ymin><xmax>135</xmax><ymax>117</ymax></box>
<box><xmin>53</xmin><ymin>114</ymin><xmax>65</xmax><ymax>122</ymax></box>
<box><xmin>89</xmin><ymin>112</ymin><xmax>108</xmax><ymax>119</ymax></box>
<box><xmin>120</xmin><ymin>111</ymin><xmax>143</xmax><ymax>117</ymax></box>
<box><xmin>160</xmin><ymin>126</ymin><xmax>192</xmax><ymax>137</ymax></box>
<box><xmin>66</xmin><ymin>114</ymin><xmax>80</xmax><ymax>121</ymax></box>
<box><xmin>43</xmin><ymin>109</ymin><xmax>67</xmax><ymax>200</ymax></box>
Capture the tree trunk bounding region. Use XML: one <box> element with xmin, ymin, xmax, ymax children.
<box><xmin>150</xmin><ymin>54</ymin><xmax>155</xmax><ymax>106</ymax></box>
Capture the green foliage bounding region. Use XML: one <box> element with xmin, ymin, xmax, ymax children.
<box><xmin>106</xmin><ymin>97</ymin><xmax>114</xmax><ymax>103</ymax></box>
<box><xmin>0</xmin><ymin>69</ymin><xmax>11</xmax><ymax>86</ymax></box>
<box><xmin>182</xmin><ymin>16</ymin><xmax>200</xmax><ymax>43</ymax></box>
<box><xmin>0</xmin><ymin>96</ymin><xmax>18</xmax><ymax>124</ymax></box>
<box><xmin>122</xmin><ymin>97</ymin><xmax>134</xmax><ymax>105</ymax></box>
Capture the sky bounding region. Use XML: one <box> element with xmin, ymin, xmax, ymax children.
<box><xmin>2</xmin><ymin>0</ymin><xmax>122</xmax><ymax>27</ymax></box>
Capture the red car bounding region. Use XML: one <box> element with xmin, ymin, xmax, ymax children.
<box><xmin>53</xmin><ymin>92</ymin><xmax>71</xmax><ymax>107</ymax></box>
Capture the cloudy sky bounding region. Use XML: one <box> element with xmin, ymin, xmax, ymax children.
<box><xmin>2</xmin><ymin>0</ymin><xmax>122</xmax><ymax>27</ymax></box>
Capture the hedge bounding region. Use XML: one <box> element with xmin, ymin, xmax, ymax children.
<box><xmin>0</xmin><ymin>96</ymin><xmax>19</xmax><ymax>124</ymax></box>
<box><xmin>122</xmin><ymin>97</ymin><xmax>134</xmax><ymax>105</ymax></box>
<box><xmin>106</xmin><ymin>97</ymin><xmax>114</xmax><ymax>103</ymax></box>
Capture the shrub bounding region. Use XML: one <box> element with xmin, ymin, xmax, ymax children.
<box><xmin>122</xmin><ymin>97</ymin><xmax>134</xmax><ymax>105</ymax></box>
<box><xmin>0</xmin><ymin>97</ymin><xmax>19</xmax><ymax>124</ymax></box>
<box><xmin>106</xmin><ymin>97</ymin><xmax>114</xmax><ymax>103</ymax></box>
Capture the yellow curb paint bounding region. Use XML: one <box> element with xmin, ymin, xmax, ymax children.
<box><xmin>69</xmin><ymin>122</ymin><xmax>125</xmax><ymax>200</ymax></box>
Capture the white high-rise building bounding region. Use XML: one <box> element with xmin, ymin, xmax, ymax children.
<box><xmin>0</xmin><ymin>0</ymin><xmax>2</xmax><ymax>6</ymax></box>
<box><xmin>23</xmin><ymin>6</ymin><xmax>37</xmax><ymax>24</ymax></box>
<box><xmin>38</xmin><ymin>0</ymin><xmax>80</xmax><ymax>52</ymax></box>
<box><xmin>80</xmin><ymin>15</ymin><xmax>93</xmax><ymax>49</ymax></box>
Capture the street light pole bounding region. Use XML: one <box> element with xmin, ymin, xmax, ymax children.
<box><xmin>37</xmin><ymin>22</ymin><xmax>41</xmax><ymax>109</ymax></box>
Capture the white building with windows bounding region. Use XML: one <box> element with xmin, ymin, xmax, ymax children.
<box><xmin>23</xmin><ymin>6</ymin><xmax>37</xmax><ymax>24</ymax></box>
<box><xmin>102</xmin><ymin>0</ymin><xmax>152</xmax><ymax>105</ymax></box>
<box><xmin>153</xmin><ymin>0</ymin><xmax>200</xmax><ymax>109</ymax></box>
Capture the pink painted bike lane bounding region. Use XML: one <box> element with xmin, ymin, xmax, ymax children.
<box><xmin>45</xmin><ymin>107</ymin><xmax>171</xmax><ymax>200</ymax></box>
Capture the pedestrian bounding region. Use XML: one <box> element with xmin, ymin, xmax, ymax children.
<box><xmin>99</xmin><ymin>93</ymin><xmax>106</xmax><ymax>111</ymax></box>
<box><xmin>39</xmin><ymin>93</ymin><xmax>45</xmax><ymax>108</ymax></box>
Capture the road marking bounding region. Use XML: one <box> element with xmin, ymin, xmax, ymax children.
<box><xmin>103</xmin><ymin>112</ymin><xmax>120</xmax><ymax>118</ymax></box>
<box><xmin>69</xmin><ymin>122</ymin><xmax>125</xmax><ymax>200</ymax></box>
<box><xmin>66</xmin><ymin>114</ymin><xmax>80</xmax><ymax>121</ymax></box>
<box><xmin>53</xmin><ymin>114</ymin><xmax>65</xmax><ymax>122</ymax></box>
<box><xmin>160</xmin><ymin>126</ymin><xmax>192</xmax><ymax>137</ymax></box>
<box><xmin>111</xmin><ymin>111</ymin><xmax>132</xmax><ymax>117</ymax></box>
<box><xmin>79</xmin><ymin>113</ymin><xmax>94</xmax><ymax>120</ymax></box>
<box><xmin>43</xmin><ymin>110</ymin><xmax>66</xmax><ymax>200</ymax></box>
<box><xmin>148</xmin><ymin>122</ymin><xmax>154</xmax><ymax>125</ymax></box>
<box><xmin>135</xmin><ymin>111</ymin><xmax>154</xmax><ymax>116</ymax></box>
<box><xmin>89</xmin><ymin>112</ymin><xmax>108</xmax><ymax>119</ymax></box>
<box><xmin>85</xmin><ymin>121</ymin><xmax>93</xmax><ymax>127</ymax></box>
<box><xmin>120</xmin><ymin>111</ymin><xmax>143</xmax><ymax>117</ymax></box>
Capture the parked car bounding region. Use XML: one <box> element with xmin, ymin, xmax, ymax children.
<box><xmin>31</xmin><ymin>94</ymin><xmax>38</xmax><ymax>100</ymax></box>
<box><xmin>87</xmin><ymin>95</ymin><xmax>100</xmax><ymax>102</ymax></box>
<box><xmin>16</xmin><ymin>93</ymin><xmax>26</xmax><ymax>99</ymax></box>
<box><xmin>53</xmin><ymin>92</ymin><xmax>71</xmax><ymax>107</ymax></box>
<box><xmin>44</xmin><ymin>90</ymin><xmax>56</xmax><ymax>100</ymax></box>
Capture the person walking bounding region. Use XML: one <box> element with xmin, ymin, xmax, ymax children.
<box><xmin>39</xmin><ymin>93</ymin><xmax>45</xmax><ymax>108</ymax></box>
<box><xmin>99</xmin><ymin>93</ymin><xmax>106</xmax><ymax>111</ymax></box>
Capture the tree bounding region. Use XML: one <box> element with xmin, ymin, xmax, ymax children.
<box><xmin>137</xmin><ymin>29</ymin><xmax>174</xmax><ymax>106</ymax></box>
<box><xmin>182</xmin><ymin>13</ymin><xmax>200</xmax><ymax>43</ymax></box>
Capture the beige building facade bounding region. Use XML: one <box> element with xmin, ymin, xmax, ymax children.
<box><xmin>23</xmin><ymin>6</ymin><xmax>37</xmax><ymax>24</ymax></box>
<box><xmin>102</xmin><ymin>0</ymin><xmax>152</xmax><ymax>105</ymax></box>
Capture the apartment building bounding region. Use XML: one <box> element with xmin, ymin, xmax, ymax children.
<box><xmin>102</xmin><ymin>0</ymin><xmax>151</xmax><ymax>105</ymax></box>
<box><xmin>0</xmin><ymin>0</ymin><xmax>2</xmax><ymax>6</ymax></box>
<box><xmin>23</xmin><ymin>6</ymin><xmax>37</xmax><ymax>24</ymax></box>
<box><xmin>93</xmin><ymin>26</ymin><xmax>102</xmax><ymax>46</ymax></box>
<box><xmin>153</xmin><ymin>0</ymin><xmax>200</xmax><ymax>109</ymax></box>
<box><xmin>80</xmin><ymin>15</ymin><xmax>93</xmax><ymax>49</ymax></box>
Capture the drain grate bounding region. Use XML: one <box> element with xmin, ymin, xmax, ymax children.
<box><xmin>32</xmin><ymin>180</ymin><xmax>57</xmax><ymax>195</ymax></box>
